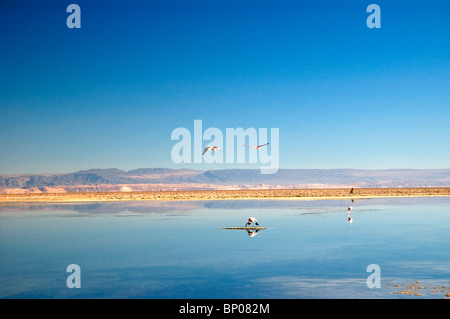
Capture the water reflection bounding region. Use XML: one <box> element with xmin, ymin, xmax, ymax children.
<box><xmin>219</xmin><ymin>227</ymin><xmax>264</xmax><ymax>237</ymax></box>
<box><xmin>1</xmin><ymin>196</ymin><xmax>446</xmax><ymax>215</ymax></box>
<box><xmin>347</xmin><ymin>206</ymin><xmax>354</xmax><ymax>223</ymax></box>
<box><xmin>0</xmin><ymin>197</ymin><xmax>448</xmax><ymax>298</ymax></box>
<box><xmin>246</xmin><ymin>229</ymin><xmax>260</xmax><ymax>237</ymax></box>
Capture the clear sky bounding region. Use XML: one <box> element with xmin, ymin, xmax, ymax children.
<box><xmin>0</xmin><ymin>0</ymin><xmax>449</xmax><ymax>174</ymax></box>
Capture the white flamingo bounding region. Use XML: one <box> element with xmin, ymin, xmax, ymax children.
<box><xmin>243</xmin><ymin>143</ymin><xmax>269</xmax><ymax>149</ymax></box>
<box><xmin>245</xmin><ymin>217</ymin><xmax>259</xmax><ymax>227</ymax></box>
<box><xmin>202</xmin><ymin>146</ymin><xmax>221</xmax><ymax>155</ymax></box>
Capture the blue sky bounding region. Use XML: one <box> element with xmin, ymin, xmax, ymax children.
<box><xmin>0</xmin><ymin>0</ymin><xmax>449</xmax><ymax>173</ymax></box>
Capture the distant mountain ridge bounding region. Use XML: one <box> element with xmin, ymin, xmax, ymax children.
<box><xmin>0</xmin><ymin>168</ymin><xmax>449</xmax><ymax>193</ymax></box>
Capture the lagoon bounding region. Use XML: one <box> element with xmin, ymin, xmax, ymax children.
<box><xmin>0</xmin><ymin>197</ymin><xmax>448</xmax><ymax>298</ymax></box>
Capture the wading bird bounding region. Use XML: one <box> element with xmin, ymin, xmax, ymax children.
<box><xmin>202</xmin><ymin>146</ymin><xmax>221</xmax><ymax>155</ymax></box>
<box><xmin>242</xmin><ymin>143</ymin><xmax>269</xmax><ymax>149</ymax></box>
<box><xmin>245</xmin><ymin>217</ymin><xmax>259</xmax><ymax>227</ymax></box>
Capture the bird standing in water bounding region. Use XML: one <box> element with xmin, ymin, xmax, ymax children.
<box><xmin>245</xmin><ymin>217</ymin><xmax>259</xmax><ymax>227</ymax></box>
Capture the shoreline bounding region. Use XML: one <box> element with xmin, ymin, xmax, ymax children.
<box><xmin>0</xmin><ymin>187</ymin><xmax>449</xmax><ymax>204</ymax></box>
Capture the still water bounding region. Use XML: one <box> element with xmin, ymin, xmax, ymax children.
<box><xmin>0</xmin><ymin>197</ymin><xmax>448</xmax><ymax>299</ymax></box>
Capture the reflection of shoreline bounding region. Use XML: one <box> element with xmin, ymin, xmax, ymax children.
<box><xmin>0</xmin><ymin>187</ymin><xmax>449</xmax><ymax>204</ymax></box>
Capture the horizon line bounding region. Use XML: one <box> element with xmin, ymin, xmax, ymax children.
<box><xmin>1</xmin><ymin>167</ymin><xmax>450</xmax><ymax>176</ymax></box>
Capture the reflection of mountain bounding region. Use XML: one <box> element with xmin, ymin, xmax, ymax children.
<box><xmin>1</xmin><ymin>168</ymin><xmax>449</xmax><ymax>193</ymax></box>
<box><xmin>0</xmin><ymin>197</ymin><xmax>445</xmax><ymax>214</ymax></box>
<box><xmin>0</xmin><ymin>201</ymin><xmax>204</xmax><ymax>214</ymax></box>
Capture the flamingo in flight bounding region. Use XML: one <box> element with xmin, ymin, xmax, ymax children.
<box><xmin>243</xmin><ymin>143</ymin><xmax>269</xmax><ymax>150</ymax></box>
<box><xmin>202</xmin><ymin>146</ymin><xmax>221</xmax><ymax>155</ymax></box>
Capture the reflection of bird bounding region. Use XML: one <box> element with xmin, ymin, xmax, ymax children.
<box><xmin>202</xmin><ymin>146</ymin><xmax>221</xmax><ymax>155</ymax></box>
<box><xmin>243</xmin><ymin>143</ymin><xmax>269</xmax><ymax>149</ymax></box>
<box><xmin>347</xmin><ymin>206</ymin><xmax>354</xmax><ymax>223</ymax></box>
<box><xmin>245</xmin><ymin>217</ymin><xmax>259</xmax><ymax>227</ymax></box>
<box><xmin>246</xmin><ymin>229</ymin><xmax>259</xmax><ymax>237</ymax></box>
<box><xmin>347</xmin><ymin>215</ymin><xmax>354</xmax><ymax>223</ymax></box>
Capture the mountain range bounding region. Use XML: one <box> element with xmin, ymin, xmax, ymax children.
<box><xmin>1</xmin><ymin>168</ymin><xmax>449</xmax><ymax>194</ymax></box>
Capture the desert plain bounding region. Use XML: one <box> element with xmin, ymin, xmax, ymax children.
<box><xmin>0</xmin><ymin>187</ymin><xmax>449</xmax><ymax>204</ymax></box>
